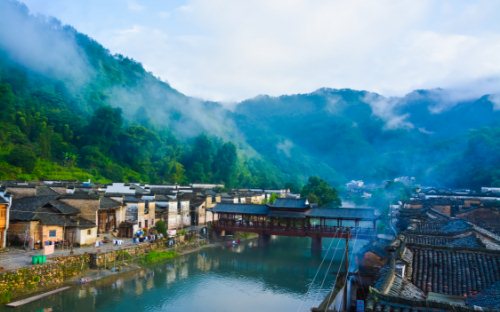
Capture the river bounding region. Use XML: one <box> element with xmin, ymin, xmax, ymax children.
<box><xmin>4</xmin><ymin>236</ymin><xmax>367</xmax><ymax>312</ymax></box>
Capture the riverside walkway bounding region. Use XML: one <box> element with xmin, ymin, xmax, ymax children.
<box><xmin>0</xmin><ymin>239</ymin><xmax>137</xmax><ymax>271</ymax></box>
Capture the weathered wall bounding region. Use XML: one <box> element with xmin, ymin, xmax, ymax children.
<box><xmin>8</xmin><ymin>221</ymin><xmax>41</xmax><ymax>247</ymax></box>
<box><xmin>0</xmin><ymin>240</ymin><xmax>169</xmax><ymax>303</ymax></box>
<box><xmin>59</xmin><ymin>198</ymin><xmax>99</xmax><ymax>224</ymax></box>
<box><xmin>76</xmin><ymin>227</ymin><xmax>98</xmax><ymax>245</ymax></box>
<box><xmin>0</xmin><ymin>254</ymin><xmax>89</xmax><ymax>303</ymax></box>
<box><xmin>40</xmin><ymin>225</ymin><xmax>64</xmax><ymax>243</ymax></box>
<box><xmin>5</xmin><ymin>187</ymin><xmax>36</xmax><ymax>199</ymax></box>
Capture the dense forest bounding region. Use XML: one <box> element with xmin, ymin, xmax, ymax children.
<box><xmin>0</xmin><ymin>0</ymin><xmax>498</xmax><ymax>189</ymax></box>
<box><xmin>0</xmin><ymin>68</ymin><xmax>283</xmax><ymax>187</ymax></box>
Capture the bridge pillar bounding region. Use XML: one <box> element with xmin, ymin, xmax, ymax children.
<box><xmin>258</xmin><ymin>234</ymin><xmax>271</xmax><ymax>246</ymax></box>
<box><xmin>311</xmin><ymin>236</ymin><xmax>322</xmax><ymax>254</ymax></box>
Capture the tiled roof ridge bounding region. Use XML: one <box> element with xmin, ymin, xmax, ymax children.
<box><xmin>407</xmin><ymin>243</ymin><xmax>500</xmax><ymax>255</ymax></box>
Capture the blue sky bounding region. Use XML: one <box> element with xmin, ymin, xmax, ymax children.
<box><xmin>19</xmin><ymin>0</ymin><xmax>500</xmax><ymax>102</ymax></box>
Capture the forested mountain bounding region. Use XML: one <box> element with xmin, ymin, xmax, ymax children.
<box><xmin>0</xmin><ymin>0</ymin><xmax>498</xmax><ymax>189</ymax></box>
<box><xmin>234</xmin><ymin>89</ymin><xmax>499</xmax><ymax>187</ymax></box>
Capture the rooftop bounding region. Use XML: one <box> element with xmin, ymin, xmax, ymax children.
<box><xmin>270</xmin><ymin>198</ymin><xmax>308</xmax><ymax>209</ymax></box>
<box><xmin>211</xmin><ymin>203</ymin><xmax>269</xmax><ymax>215</ymax></box>
<box><xmin>409</xmin><ymin>245</ymin><xmax>500</xmax><ymax>296</ymax></box>
<box><xmin>403</xmin><ymin>232</ymin><xmax>485</xmax><ymax>249</ymax></box>
<box><xmin>306</xmin><ymin>207</ymin><xmax>378</xmax><ymax>220</ymax></box>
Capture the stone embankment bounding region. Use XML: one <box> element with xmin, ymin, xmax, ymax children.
<box><xmin>0</xmin><ymin>239</ymin><xmax>187</xmax><ymax>304</ymax></box>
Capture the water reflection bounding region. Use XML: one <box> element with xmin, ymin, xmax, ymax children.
<box><xmin>2</xmin><ymin>237</ymin><xmax>367</xmax><ymax>312</ymax></box>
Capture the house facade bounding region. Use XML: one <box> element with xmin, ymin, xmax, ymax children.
<box><xmin>0</xmin><ymin>190</ymin><xmax>11</xmax><ymax>249</ymax></box>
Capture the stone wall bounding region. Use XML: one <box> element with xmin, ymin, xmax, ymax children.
<box><xmin>90</xmin><ymin>240</ymin><xmax>165</xmax><ymax>268</ymax></box>
<box><xmin>0</xmin><ymin>240</ymin><xmax>169</xmax><ymax>303</ymax></box>
<box><xmin>0</xmin><ymin>254</ymin><xmax>89</xmax><ymax>303</ymax></box>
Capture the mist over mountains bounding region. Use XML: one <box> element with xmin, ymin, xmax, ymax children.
<box><xmin>0</xmin><ymin>0</ymin><xmax>498</xmax><ymax>188</ymax></box>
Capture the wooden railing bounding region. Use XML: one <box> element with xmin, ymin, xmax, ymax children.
<box><xmin>212</xmin><ymin>220</ymin><xmax>376</xmax><ymax>239</ymax></box>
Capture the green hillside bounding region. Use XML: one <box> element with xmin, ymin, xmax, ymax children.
<box><xmin>0</xmin><ymin>0</ymin><xmax>498</xmax><ymax>189</ymax></box>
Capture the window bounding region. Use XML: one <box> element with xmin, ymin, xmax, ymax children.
<box><xmin>87</xmin><ymin>229</ymin><xmax>91</xmax><ymax>235</ymax></box>
<box><xmin>145</xmin><ymin>220</ymin><xmax>148</xmax><ymax>228</ymax></box>
<box><xmin>49</xmin><ymin>230</ymin><xmax>56</xmax><ymax>237</ymax></box>
<box><xmin>139</xmin><ymin>221</ymin><xmax>142</xmax><ymax>228</ymax></box>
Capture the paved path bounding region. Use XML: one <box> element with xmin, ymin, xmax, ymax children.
<box><xmin>0</xmin><ymin>239</ymin><xmax>144</xmax><ymax>271</ymax></box>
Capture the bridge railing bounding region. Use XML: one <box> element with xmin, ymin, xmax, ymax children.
<box><xmin>212</xmin><ymin>220</ymin><xmax>375</xmax><ymax>237</ymax></box>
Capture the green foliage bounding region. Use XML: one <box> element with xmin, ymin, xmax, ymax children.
<box><xmin>7</xmin><ymin>145</ymin><xmax>36</xmax><ymax>173</ymax></box>
<box><xmin>140</xmin><ymin>250</ymin><xmax>178</xmax><ymax>264</ymax></box>
<box><xmin>155</xmin><ymin>220</ymin><xmax>167</xmax><ymax>236</ymax></box>
<box><xmin>262</xmin><ymin>193</ymin><xmax>279</xmax><ymax>204</ymax></box>
<box><xmin>301</xmin><ymin>176</ymin><xmax>341</xmax><ymax>207</ymax></box>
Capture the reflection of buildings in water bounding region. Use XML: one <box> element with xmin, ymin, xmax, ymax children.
<box><xmin>113</xmin><ymin>278</ymin><xmax>124</xmax><ymax>290</ymax></box>
<box><xmin>179</xmin><ymin>262</ymin><xmax>189</xmax><ymax>279</ymax></box>
<box><xmin>212</xmin><ymin>258</ymin><xmax>220</xmax><ymax>270</ymax></box>
<box><xmin>89</xmin><ymin>287</ymin><xmax>98</xmax><ymax>296</ymax></box>
<box><xmin>134</xmin><ymin>278</ymin><xmax>144</xmax><ymax>296</ymax></box>
<box><xmin>77</xmin><ymin>287</ymin><xmax>87</xmax><ymax>299</ymax></box>
<box><xmin>196</xmin><ymin>254</ymin><xmax>211</xmax><ymax>272</ymax></box>
<box><xmin>146</xmin><ymin>276</ymin><xmax>154</xmax><ymax>290</ymax></box>
<box><xmin>166</xmin><ymin>267</ymin><xmax>176</xmax><ymax>284</ymax></box>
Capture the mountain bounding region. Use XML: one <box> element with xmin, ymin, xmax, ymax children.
<box><xmin>233</xmin><ymin>88</ymin><xmax>499</xmax><ymax>187</ymax></box>
<box><xmin>0</xmin><ymin>0</ymin><xmax>498</xmax><ymax>189</ymax></box>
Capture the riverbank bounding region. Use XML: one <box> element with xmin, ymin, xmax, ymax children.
<box><xmin>0</xmin><ymin>238</ymin><xmax>221</xmax><ymax>305</ymax></box>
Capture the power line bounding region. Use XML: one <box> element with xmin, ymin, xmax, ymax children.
<box><xmin>296</xmin><ymin>232</ymin><xmax>337</xmax><ymax>312</ymax></box>
<box><xmin>316</xmin><ymin>229</ymin><xmax>344</xmax><ymax>303</ymax></box>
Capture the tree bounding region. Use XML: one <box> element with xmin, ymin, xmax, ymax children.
<box><xmin>7</xmin><ymin>145</ymin><xmax>37</xmax><ymax>173</ymax></box>
<box><xmin>85</xmin><ymin>105</ymin><xmax>123</xmax><ymax>151</ymax></box>
<box><xmin>300</xmin><ymin>176</ymin><xmax>341</xmax><ymax>207</ymax></box>
<box><xmin>155</xmin><ymin>220</ymin><xmax>167</xmax><ymax>236</ymax></box>
<box><xmin>213</xmin><ymin>142</ymin><xmax>237</xmax><ymax>187</ymax></box>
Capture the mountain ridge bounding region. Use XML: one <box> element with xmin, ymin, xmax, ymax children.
<box><xmin>0</xmin><ymin>0</ymin><xmax>498</xmax><ymax>188</ymax></box>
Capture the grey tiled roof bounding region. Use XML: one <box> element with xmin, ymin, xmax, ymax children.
<box><xmin>306</xmin><ymin>207</ymin><xmax>377</xmax><ymax>220</ymax></box>
<box><xmin>271</xmin><ymin>198</ymin><xmax>308</xmax><ymax>209</ymax></box>
<box><xmin>48</xmin><ymin>200</ymin><xmax>79</xmax><ymax>215</ymax></box>
<box><xmin>466</xmin><ymin>281</ymin><xmax>500</xmax><ymax>309</ymax></box>
<box><xmin>410</xmin><ymin>246</ymin><xmax>500</xmax><ymax>296</ymax></box>
<box><xmin>409</xmin><ymin>219</ymin><xmax>472</xmax><ymax>236</ymax></box>
<box><xmin>268</xmin><ymin>210</ymin><xmax>306</xmax><ymax>219</ymax></box>
<box><xmin>211</xmin><ymin>203</ymin><xmax>269</xmax><ymax>215</ymax></box>
<box><xmin>10</xmin><ymin>195</ymin><xmax>58</xmax><ymax>221</ymax></box>
<box><xmin>404</xmin><ymin>232</ymin><xmax>485</xmax><ymax>249</ymax></box>
<box><xmin>100</xmin><ymin>197</ymin><xmax>122</xmax><ymax>210</ymax></box>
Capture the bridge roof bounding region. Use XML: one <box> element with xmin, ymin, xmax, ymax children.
<box><xmin>268</xmin><ymin>210</ymin><xmax>306</xmax><ymax>219</ymax></box>
<box><xmin>270</xmin><ymin>198</ymin><xmax>309</xmax><ymax>209</ymax></box>
<box><xmin>211</xmin><ymin>203</ymin><xmax>269</xmax><ymax>215</ymax></box>
<box><xmin>306</xmin><ymin>208</ymin><xmax>378</xmax><ymax>220</ymax></box>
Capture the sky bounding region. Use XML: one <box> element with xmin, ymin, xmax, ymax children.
<box><xmin>19</xmin><ymin>0</ymin><xmax>500</xmax><ymax>102</ymax></box>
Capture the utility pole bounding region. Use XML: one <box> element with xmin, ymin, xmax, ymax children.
<box><xmin>343</xmin><ymin>230</ymin><xmax>350</xmax><ymax>311</ymax></box>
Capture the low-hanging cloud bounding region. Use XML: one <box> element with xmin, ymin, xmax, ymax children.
<box><xmin>0</xmin><ymin>0</ymin><xmax>92</xmax><ymax>88</ymax></box>
<box><xmin>362</xmin><ymin>93</ymin><xmax>414</xmax><ymax>129</ymax></box>
<box><xmin>20</xmin><ymin>0</ymin><xmax>500</xmax><ymax>102</ymax></box>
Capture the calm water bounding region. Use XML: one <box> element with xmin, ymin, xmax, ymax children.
<box><xmin>5</xmin><ymin>237</ymin><xmax>366</xmax><ymax>312</ymax></box>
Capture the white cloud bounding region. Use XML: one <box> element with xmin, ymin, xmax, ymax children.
<box><xmin>362</xmin><ymin>93</ymin><xmax>414</xmax><ymax>129</ymax></box>
<box><xmin>127</xmin><ymin>1</ymin><xmax>145</xmax><ymax>12</ymax></box>
<box><xmin>18</xmin><ymin>0</ymin><xmax>500</xmax><ymax>102</ymax></box>
<box><xmin>276</xmin><ymin>139</ymin><xmax>294</xmax><ymax>157</ymax></box>
<box><xmin>489</xmin><ymin>94</ymin><xmax>500</xmax><ymax>110</ymax></box>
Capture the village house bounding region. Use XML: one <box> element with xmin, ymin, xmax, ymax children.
<box><xmin>98</xmin><ymin>197</ymin><xmax>126</xmax><ymax>235</ymax></box>
<box><xmin>8</xmin><ymin>195</ymin><xmax>97</xmax><ymax>248</ymax></box>
<box><xmin>365</xmin><ymin>190</ymin><xmax>500</xmax><ymax>311</ymax></box>
<box><xmin>119</xmin><ymin>196</ymin><xmax>155</xmax><ymax>237</ymax></box>
<box><xmin>0</xmin><ymin>188</ymin><xmax>11</xmax><ymax>249</ymax></box>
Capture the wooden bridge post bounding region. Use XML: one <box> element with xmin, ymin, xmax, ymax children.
<box><xmin>258</xmin><ymin>234</ymin><xmax>271</xmax><ymax>245</ymax></box>
<box><xmin>311</xmin><ymin>235</ymin><xmax>322</xmax><ymax>254</ymax></box>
